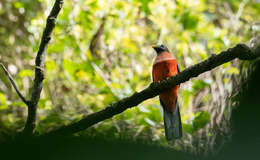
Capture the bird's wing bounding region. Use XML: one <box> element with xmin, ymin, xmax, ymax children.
<box><xmin>177</xmin><ymin>64</ymin><xmax>181</xmax><ymax>73</ymax></box>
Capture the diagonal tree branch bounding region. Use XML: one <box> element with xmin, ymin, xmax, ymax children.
<box><xmin>0</xmin><ymin>63</ymin><xmax>29</xmax><ymax>105</ymax></box>
<box><xmin>46</xmin><ymin>43</ymin><xmax>260</xmax><ymax>136</ymax></box>
<box><xmin>23</xmin><ymin>0</ymin><xmax>64</xmax><ymax>135</ymax></box>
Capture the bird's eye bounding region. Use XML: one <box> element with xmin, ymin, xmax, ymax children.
<box><xmin>160</xmin><ymin>44</ymin><xmax>164</xmax><ymax>48</ymax></box>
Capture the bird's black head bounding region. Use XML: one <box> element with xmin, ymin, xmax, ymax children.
<box><xmin>152</xmin><ymin>44</ymin><xmax>169</xmax><ymax>54</ymax></box>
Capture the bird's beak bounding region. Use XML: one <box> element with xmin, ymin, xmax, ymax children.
<box><xmin>152</xmin><ymin>45</ymin><xmax>158</xmax><ymax>49</ymax></box>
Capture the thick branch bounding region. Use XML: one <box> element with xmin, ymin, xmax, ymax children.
<box><xmin>46</xmin><ymin>43</ymin><xmax>260</xmax><ymax>136</ymax></box>
<box><xmin>0</xmin><ymin>63</ymin><xmax>29</xmax><ymax>105</ymax></box>
<box><xmin>23</xmin><ymin>0</ymin><xmax>64</xmax><ymax>135</ymax></box>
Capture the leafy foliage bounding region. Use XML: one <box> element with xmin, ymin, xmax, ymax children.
<box><xmin>0</xmin><ymin>0</ymin><xmax>260</xmax><ymax>154</ymax></box>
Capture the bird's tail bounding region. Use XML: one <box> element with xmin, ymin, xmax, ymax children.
<box><xmin>163</xmin><ymin>102</ymin><xmax>182</xmax><ymax>141</ymax></box>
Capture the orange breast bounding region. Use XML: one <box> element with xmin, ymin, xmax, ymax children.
<box><xmin>152</xmin><ymin>59</ymin><xmax>178</xmax><ymax>81</ymax></box>
<box><xmin>152</xmin><ymin>59</ymin><xmax>179</xmax><ymax>112</ymax></box>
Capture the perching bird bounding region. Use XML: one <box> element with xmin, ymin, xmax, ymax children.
<box><xmin>152</xmin><ymin>44</ymin><xmax>182</xmax><ymax>140</ymax></box>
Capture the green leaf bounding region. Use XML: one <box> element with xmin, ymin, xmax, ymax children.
<box><xmin>192</xmin><ymin>111</ymin><xmax>211</xmax><ymax>131</ymax></box>
<box><xmin>192</xmin><ymin>80</ymin><xmax>211</xmax><ymax>92</ymax></box>
<box><xmin>14</xmin><ymin>2</ymin><xmax>24</xmax><ymax>9</ymax></box>
<box><xmin>64</xmin><ymin>59</ymin><xmax>94</xmax><ymax>81</ymax></box>
<box><xmin>46</xmin><ymin>60</ymin><xmax>56</xmax><ymax>71</ymax></box>
<box><xmin>0</xmin><ymin>92</ymin><xmax>6</xmax><ymax>105</ymax></box>
<box><xmin>9</xmin><ymin>101</ymin><xmax>27</xmax><ymax>107</ymax></box>
<box><xmin>134</xmin><ymin>0</ymin><xmax>154</xmax><ymax>15</ymax></box>
<box><xmin>226</xmin><ymin>67</ymin><xmax>239</xmax><ymax>75</ymax></box>
<box><xmin>0</xmin><ymin>105</ymin><xmax>8</xmax><ymax>110</ymax></box>
<box><xmin>19</xmin><ymin>70</ymin><xmax>34</xmax><ymax>78</ymax></box>
<box><xmin>179</xmin><ymin>10</ymin><xmax>199</xmax><ymax>30</ymax></box>
<box><xmin>38</xmin><ymin>99</ymin><xmax>52</xmax><ymax>109</ymax></box>
<box><xmin>182</xmin><ymin>123</ymin><xmax>194</xmax><ymax>134</ymax></box>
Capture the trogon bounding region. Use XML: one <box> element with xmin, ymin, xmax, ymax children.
<box><xmin>152</xmin><ymin>44</ymin><xmax>182</xmax><ymax>140</ymax></box>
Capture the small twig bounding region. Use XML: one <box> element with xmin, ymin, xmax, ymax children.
<box><xmin>0</xmin><ymin>63</ymin><xmax>29</xmax><ymax>105</ymax></box>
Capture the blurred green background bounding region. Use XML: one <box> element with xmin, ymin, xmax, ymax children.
<box><xmin>0</xmin><ymin>0</ymin><xmax>260</xmax><ymax>154</ymax></box>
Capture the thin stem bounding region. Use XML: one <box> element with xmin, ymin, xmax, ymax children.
<box><xmin>0</xmin><ymin>63</ymin><xmax>29</xmax><ymax>105</ymax></box>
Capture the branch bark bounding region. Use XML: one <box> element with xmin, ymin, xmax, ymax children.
<box><xmin>46</xmin><ymin>43</ymin><xmax>260</xmax><ymax>136</ymax></box>
<box><xmin>23</xmin><ymin>0</ymin><xmax>64</xmax><ymax>135</ymax></box>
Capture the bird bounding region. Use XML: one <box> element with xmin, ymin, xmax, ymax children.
<box><xmin>152</xmin><ymin>44</ymin><xmax>182</xmax><ymax>140</ymax></box>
